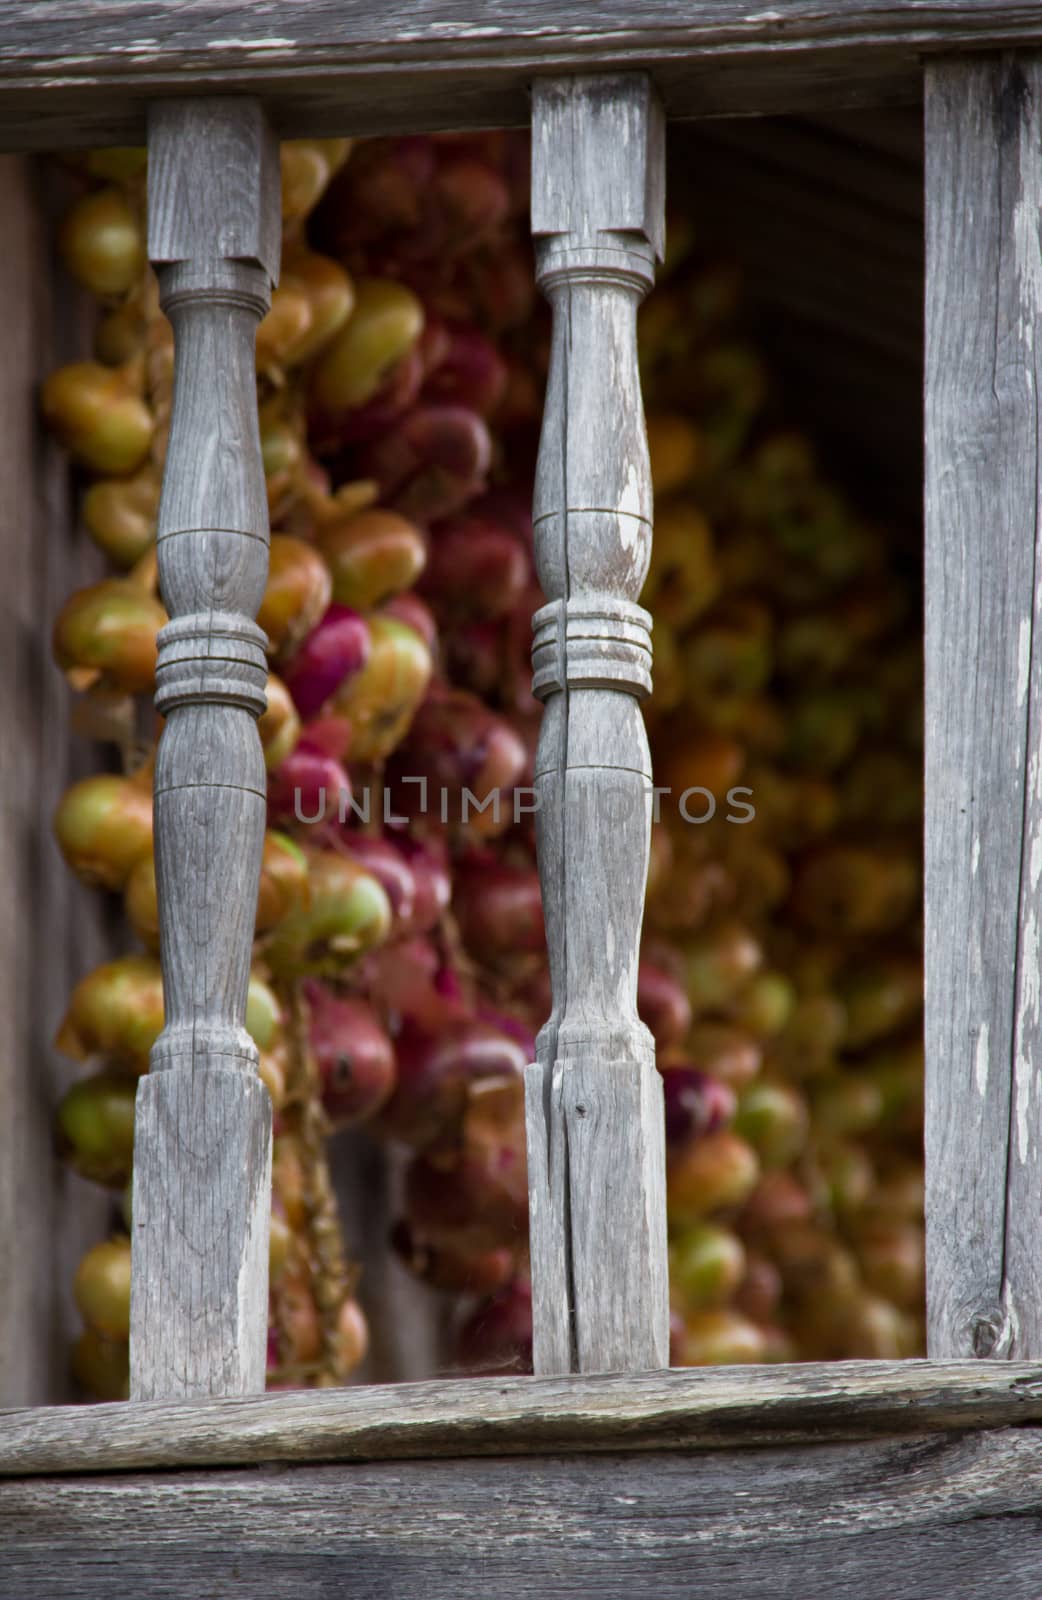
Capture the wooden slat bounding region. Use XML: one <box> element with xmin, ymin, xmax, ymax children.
<box><xmin>2</xmin><ymin>3</ymin><xmax>1042</xmax><ymax>150</ymax></box>
<box><xmin>525</xmin><ymin>74</ymin><xmax>669</xmax><ymax>1376</ymax></box>
<box><xmin>924</xmin><ymin>53</ymin><xmax>1042</xmax><ymax>1359</ymax></box>
<box><xmin>5</xmin><ymin>1429</ymin><xmax>1042</xmax><ymax>1598</ymax></box>
<box><xmin>5</xmin><ymin>1362</ymin><xmax>1042</xmax><ymax>1476</ymax></box>
<box><xmin>0</xmin><ymin>155</ymin><xmax>115</xmax><ymax>1407</ymax></box>
<box><xmin>129</xmin><ymin>100</ymin><xmax>280</xmax><ymax>1402</ymax></box>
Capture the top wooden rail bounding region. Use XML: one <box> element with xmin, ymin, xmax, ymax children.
<box><xmin>4</xmin><ymin>1361</ymin><xmax>1042</xmax><ymax>1477</ymax></box>
<box><xmin>3</xmin><ymin>1</ymin><xmax>1042</xmax><ymax>150</ymax></box>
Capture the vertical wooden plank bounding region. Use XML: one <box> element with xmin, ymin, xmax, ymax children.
<box><xmin>0</xmin><ymin>155</ymin><xmax>116</xmax><ymax>1406</ymax></box>
<box><xmin>925</xmin><ymin>53</ymin><xmax>1042</xmax><ymax>1359</ymax></box>
<box><xmin>129</xmin><ymin>101</ymin><xmax>280</xmax><ymax>1401</ymax></box>
<box><xmin>524</xmin><ymin>74</ymin><xmax>669</xmax><ymax>1376</ymax></box>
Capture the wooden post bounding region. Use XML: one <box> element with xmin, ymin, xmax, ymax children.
<box><xmin>524</xmin><ymin>74</ymin><xmax>669</xmax><ymax>1375</ymax></box>
<box><xmin>925</xmin><ymin>54</ymin><xmax>1042</xmax><ymax>1360</ymax></box>
<box><xmin>129</xmin><ymin>100</ymin><xmax>280</xmax><ymax>1400</ymax></box>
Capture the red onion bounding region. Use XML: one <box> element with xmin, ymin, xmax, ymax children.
<box><xmin>421</xmin><ymin>322</ymin><xmax>508</xmax><ymax>416</ymax></box>
<box><xmin>391</xmin><ymin>1219</ymin><xmax>514</xmax><ymax>1294</ymax></box>
<box><xmin>422</xmin><ymin>516</ymin><xmax>529</xmax><ymax>619</ymax></box>
<box><xmin>303</xmin><ymin>979</ymin><xmax>397</xmax><ymax>1130</ymax></box>
<box><xmin>382</xmin><ymin>591</ymin><xmax>439</xmax><ymax>651</ymax></box>
<box><xmin>637</xmin><ymin>961</ymin><xmax>693</xmax><ymax>1050</ymax></box>
<box><xmin>377</xmin><ymin>1017</ymin><xmax>527</xmax><ymax>1148</ymax></box>
<box><xmin>455</xmin><ymin>851</ymin><xmax>545</xmax><ymax>959</ymax></box>
<box><xmin>267</xmin><ymin>741</ymin><xmax>351</xmax><ymax>826</ymax></box>
<box><xmin>455</xmin><ymin>1279</ymin><xmax>533</xmax><ymax>1374</ymax></box>
<box><xmin>395</xmin><ymin>835</ymin><xmax>452</xmax><ymax>933</ymax></box>
<box><xmin>283</xmin><ymin>604</ymin><xmax>370</xmax><ymax>720</ymax></box>
<box><xmin>660</xmin><ymin>1064</ymin><xmax>737</xmax><ymax>1149</ymax></box>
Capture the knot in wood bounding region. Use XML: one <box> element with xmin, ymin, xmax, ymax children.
<box><xmin>531</xmin><ymin>596</ymin><xmax>652</xmax><ymax>700</ymax></box>
<box><xmin>969</xmin><ymin>1308</ymin><xmax>1015</xmax><ymax>1360</ymax></box>
<box><xmin>155</xmin><ymin>613</ymin><xmax>268</xmax><ymax>716</ymax></box>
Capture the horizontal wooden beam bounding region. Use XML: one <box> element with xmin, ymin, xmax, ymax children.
<box><xmin>4</xmin><ymin>1427</ymin><xmax>1042</xmax><ymax>1597</ymax></box>
<box><xmin>3</xmin><ymin>2</ymin><xmax>1042</xmax><ymax>149</ymax></box>
<box><xmin>4</xmin><ymin>1361</ymin><xmax>1042</xmax><ymax>1476</ymax></box>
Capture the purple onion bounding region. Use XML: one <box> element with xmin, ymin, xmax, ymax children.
<box><xmin>660</xmin><ymin>1065</ymin><xmax>737</xmax><ymax>1148</ymax></box>
<box><xmin>283</xmin><ymin>604</ymin><xmax>370</xmax><ymax>720</ymax></box>
<box><xmin>474</xmin><ymin>1005</ymin><xmax>537</xmax><ymax>1062</ymax></box>
<box><xmin>268</xmin><ymin>742</ymin><xmax>351</xmax><ymax>826</ymax></box>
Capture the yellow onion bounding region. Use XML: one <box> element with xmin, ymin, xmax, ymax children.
<box><xmin>333</xmin><ymin>613</ymin><xmax>432</xmax><ymax>763</ymax></box>
<box><xmin>53</xmin><ymin>577</ymin><xmax>166</xmax><ymax>693</ymax></box>
<box><xmin>71</xmin><ymin>1327</ymin><xmax>130</xmax><ymax>1400</ymax></box>
<box><xmin>59</xmin><ymin>186</ymin><xmax>144</xmax><ymax>297</ymax></box>
<box><xmin>41</xmin><ymin>361</ymin><xmax>153</xmax><ymax>475</ymax></box>
<box><xmin>265</xmin><ymin>850</ymin><xmax>392</xmax><ymax>978</ymax></box>
<box><xmin>73</xmin><ymin>1236</ymin><xmax>132</xmax><ymax>1341</ymax></box>
<box><xmin>318</xmin><ymin>507</ymin><xmax>426</xmax><ymax>611</ymax></box>
<box><xmin>81</xmin><ymin>463</ymin><xmax>160</xmax><ymax>567</ymax></box>
<box><xmin>53</xmin><ymin>772</ymin><xmax>153</xmax><ymax>890</ymax></box>
<box><xmin>259</xmin><ymin>673</ymin><xmax>302</xmax><ymax>770</ymax></box>
<box><xmin>256</xmin><ymin>831</ymin><xmax>310</xmax><ymax>931</ymax></box>
<box><xmin>258</xmin><ymin>535</ymin><xmax>333</xmax><ymax>657</ymax></box>
<box><xmin>55</xmin><ymin>954</ymin><xmax>165</xmax><ymax>1071</ymax></box>
<box><xmin>310</xmin><ymin>278</ymin><xmax>423</xmax><ymax>415</ymax></box>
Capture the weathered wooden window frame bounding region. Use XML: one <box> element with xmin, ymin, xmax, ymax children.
<box><xmin>5</xmin><ymin>6</ymin><xmax>1042</xmax><ymax>1593</ymax></box>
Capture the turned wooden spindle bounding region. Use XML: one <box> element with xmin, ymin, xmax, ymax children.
<box><xmin>524</xmin><ymin>75</ymin><xmax>669</xmax><ymax>1375</ymax></box>
<box><xmin>129</xmin><ymin>100</ymin><xmax>280</xmax><ymax>1401</ymax></box>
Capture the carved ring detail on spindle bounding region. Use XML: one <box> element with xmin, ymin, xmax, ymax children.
<box><xmin>531</xmin><ymin>597</ymin><xmax>652</xmax><ymax>699</ymax></box>
<box><xmin>154</xmin><ymin>614</ymin><xmax>269</xmax><ymax>716</ymax></box>
<box><xmin>536</xmin><ymin>240</ymin><xmax>655</xmax><ymax>298</ymax></box>
<box><xmin>158</xmin><ymin>261</ymin><xmax>271</xmax><ymax>319</ymax></box>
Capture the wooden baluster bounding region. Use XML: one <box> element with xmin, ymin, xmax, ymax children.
<box><xmin>524</xmin><ymin>75</ymin><xmax>669</xmax><ymax>1375</ymax></box>
<box><xmin>129</xmin><ymin>100</ymin><xmax>280</xmax><ymax>1401</ymax></box>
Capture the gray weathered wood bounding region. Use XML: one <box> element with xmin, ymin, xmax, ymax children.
<box><xmin>0</xmin><ymin>157</ymin><xmax>116</xmax><ymax>1406</ymax></box>
<box><xmin>525</xmin><ymin>75</ymin><xmax>667</xmax><ymax>1376</ymax></box>
<box><xmin>6</xmin><ymin>1429</ymin><xmax>1042</xmax><ymax>1598</ymax></box>
<box><xmin>130</xmin><ymin>100</ymin><xmax>280</xmax><ymax>1402</ymax></box>
<box><xmin>924</xmin><ymin>53</ymin><xmax>1042</xmax><ymax>1361</ymax></box>
<box><xmin>4</xmin><ymin>4</ymin><xmax>1042</xmax><ymax>150</ymax></box>
<box><xmin>6</xmin><ymin>1362</ymin><xmax>1042</xmax><ymax>1476</ymax></box>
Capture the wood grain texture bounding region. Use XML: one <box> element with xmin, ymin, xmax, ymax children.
<box><xmin>526</xmin><ymin>75</ymin><xmax>668</xmax><ymax>1376</ymax></box>
<box><xmin>0</xmin><ymin>156</ymin><xmax>117</xmax><ymax>1406</ymax></box>
<box><xmin>4</xmin><ymin>3</ymin><xmax>1042</xmax><ymax>148</ymax></box>
<box><xmin>130</xmin><ymin>100</ymin><xmax>279</xmax><ymax>1402</ymax></box>
<box><xmin>7</xmin><ymin>1361</ymin><xmax>1042</xmax><ymax>1476</ymax></box>
<box><xmin>6</xmin><ymin>1429</ymin><xmax>1042</xmax><ymax>1598</ymax></box>
<box><xmin>924</xmin><ymin>53</ymin><xmax>1042</xmax><ymax>1360</ymax></box>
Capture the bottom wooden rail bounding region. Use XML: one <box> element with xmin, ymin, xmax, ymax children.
<box><xmin>4</xmin><ymin>1363</ymin><xmax>1042</xmax><ymax>1598</ymax></box>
